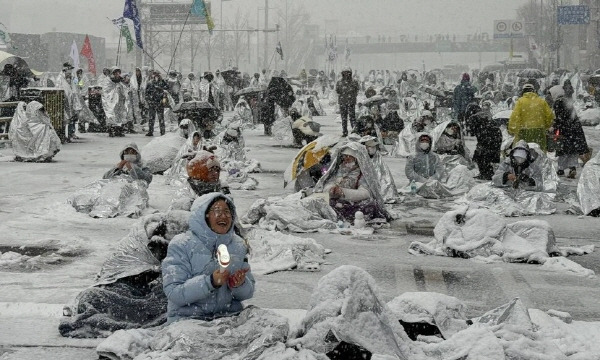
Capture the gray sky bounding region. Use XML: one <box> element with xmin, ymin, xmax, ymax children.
<box><xmin>1</xmin><ymin>0</ymin><xmax>528</xmax><ymax>42</ymax></box>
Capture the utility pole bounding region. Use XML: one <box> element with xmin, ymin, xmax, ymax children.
<box><xmin>264</xmin><ymin>0</ymin><xmax>269</xmax><ymax>70</ymax></box>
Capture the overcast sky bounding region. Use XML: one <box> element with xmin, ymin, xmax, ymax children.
<box><xmin>1</xmin><ymin>0</ymin><xmax>528</xmax><ymax>43</ymax></box>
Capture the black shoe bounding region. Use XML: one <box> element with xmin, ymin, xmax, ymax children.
<box><xmin>145</xmin><ymin>132</ymin><xmax>153</xmax><ymax>137</ymax></box>
<box><xmin>557</xmin><ymin>170</ymin><xmax>565</xmax><ymax>176</ymax></box>
<box><xmin>567</xmin><ymin>168</ymin><xmax>576</xmax><ymax>179</ymax></box>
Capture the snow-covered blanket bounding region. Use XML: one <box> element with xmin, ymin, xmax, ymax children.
<box><xmin>408</xmin><ymin>207</ymin><xmax>594</xmax><ymax>277</ymax></box>
<box><xmin>247</xmin><ymin>229</ymin><xmax>326</xmax><ymax>274</ymax></box>
<box><xmin>96</xmin><ymin>307</ymin><xmax>289</xmax><ymax>360</ymax></box>
<box><xmin>578</xmin><ymin>107</ymin><xmax>600</xmax><ymax>126</ymax></box>
<box><xmin>401</xmin><ymin>165</ymin><xmax>476</xmax><ymax>199</ymax></box>
<box><xmin>272</xmin><ymin>116</ymin><xmax>294</xmax><ymax>145</ymax></box>
<box><xmin>67</xmin><ymin>178</ymin><xmax>149</xmax><ymax>218</ymax></box>
<box><xmin>393</xmin><ymin>125</ymin><xmax>416</xmax><ymax>157</ymax></box>
<box><xmin>461</xmin><ymin>183</ymin><xmax>556</xmax><ymax>216</ymax></box>
<box><xmin>224</xmin><ymin>166</ymin><xmax>259</xmax><ymax>190</ymax></box>
<box><xmin>141</xmin><ymin>132</ymin><xmax>187</xmax><ymax>174</ymax></box>
<box><xmin>577</xmin><ymin>151</ymin><xmax>600</xmax><ymax>215</ymax></box>
<box><xmin>242</xmin><ymin>192</ymin><xmax>338</xmax><ymax>233</ymax></box>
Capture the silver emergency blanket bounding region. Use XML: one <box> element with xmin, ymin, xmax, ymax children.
<box><xmin>371</xmin><ymin>151</ymin><xmax>399</xmax><ymax>203</ymax></box>
<box><xmin>95</xmin><ymin>211</ymin><xmax>190</xmax><ymax>285</ymax></box>
<box><xmin>409</xmin><ymin>206</ymin><xmax>593</xmax><ymax>266</ymax></box>
<box><xmin>387</xmin><ymin>292</ymin><xmax>469</xmax><ymax>339</ymax></box>
<box><xmin>101</xmin><ymin>79</ymin><xmax>127</xmax><ymax>127</ymax></box>
<box><xmin>164</xmin><ymin>122</ymin><xmax>199</xmax><ymax>179</ymax></box>
<box><xmin>578</xmin><ymin>108</ymin><xmax>600</xmax><ymax>126</ymax></box>
<box><xmin>288</xmin><ymin>265</ymin><xmax>413</xmax><ymax>359</ymax></box>
<box><xmin>215</xmin><ymin>128</ymin><xmax>247</xmax><ymax>162</ymax></box>
<box><xmin>67</xmin><ymin>178</ymin><xmax>149</xmax><ymax>218</ymax></box>
<box><xmin>463</xmin><ymin>183</ymin><xmax>556</xmax><ymax>216</ymax></box>
<box><xmin>96</xmin><ymin>307</ymin><xmax>289</xmax><ymax>360</ymax></box>
<box><xmin>232</xmin><ymin>98</ymin><xmax>254</xmax><ymax>128</ymax></box>
<box><xmin>577</xmin><ymin>151</ymin><xmax>600</xmax><ymax>215</ymax></box>
<box><xmin>241</xmin><ymin>192</ymin><xmax>338</xmax><ymax>233</ymax></box>
<box><xmin>393</xmin><ymin>125</ymin><xmax>416</xmax><ymax>157</ymax></box>
<box><xmin>314</xmin><ymin>142</ymin><xmax>390</xmax><ymax>219</ymax></box>
<box><xmin>272</xmin><ymin>116</ymin><xmax>294</xmax><ymax>145</ymax></box>
<box><xmin>430</xmin><ymin>120</ymin><xmax>472</xmax><ymax>165</ymax></box>
<box><xmin>402</xmin><ymin>164</ymin><xmax>475</xmax><ymax>199</ymax></box>
<box><xmin>9</xmin><ymin>101</ymin><xmax>61</xmax><ymax>162</ymax></box>
<box><xmin>247</xmin><ymin>229</ymin><xmax>326</xmax><ymax>274</ymax></box>
<box><xmin>141</xmin><ymin>131</ymin><xmax>187</xmax><ymax>174</ymax></box>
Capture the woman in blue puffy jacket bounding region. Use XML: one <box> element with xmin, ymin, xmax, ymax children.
<box><xmin>162</xmin><ymin>192</ymin><xmax>254</xmax><ymax>323</ymax></box>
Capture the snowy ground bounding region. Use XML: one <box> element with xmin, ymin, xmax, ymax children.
<box><xmin>1</xmin><ymin>109</ymin><xmax>600</xmax><ymax>359</ymax></box>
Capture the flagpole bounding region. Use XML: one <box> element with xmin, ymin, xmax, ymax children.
<box><xmin>168</xmin><ymin>9</ymin><xmax>192</xmax><ymax>73</ymax></box>
<box><xmin>116</xmin><ymin>25</ymin><xmax>123</xmax><ymax>66</ymax></box>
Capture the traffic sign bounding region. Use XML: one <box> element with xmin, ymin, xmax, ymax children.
<box><xmin>557</xmin><ymin>5</ymin><xmax>590</xmax><ymax>25</ymax></box>
<box><xmin>494</xmin><ymin>20</ymin><xmax>523</xmax><ymax>39</ymax></box>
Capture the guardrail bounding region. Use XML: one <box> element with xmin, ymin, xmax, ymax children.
<box><xmin>0</xmin><ymin>101</ymin><xmax>19</xmax><ymax>140</ymax></box>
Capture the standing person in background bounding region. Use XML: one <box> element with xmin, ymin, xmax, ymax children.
<box><xmin>452</xmin><ymin>73</ymin><xmax>477</xmax><ymax>130</ymax></box>
<box><xmin>335</xmin><ymin>67</ymin><xmax>360</xmax><ymax>137</ymax></box>
<box><xmin>130</xmin><ymin>67</ymin><xmax>148</xmax><ymax>125</ymax></box>
<box><xmin>145</xmin><ymin>70</ymin><xmax>169</xmax><ymax>137</ymax></box>
<box><xmin>508</xmin><ymin>83</ymin><xmax>554</xmax><ymax>152</ymax></box>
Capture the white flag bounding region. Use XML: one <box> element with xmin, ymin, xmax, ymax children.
<box><xmin>70</xmin><ymin>40</ymin><xmax>80</xmax><ymax>70</ymax></box>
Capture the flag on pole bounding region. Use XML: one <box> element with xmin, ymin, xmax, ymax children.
<box><xmin>121</xmin><ymin>25</ymin><xmax>134</xmax><ymax>53</ymax></box>
<box><xmin>111</xmin><ymin>17</ymin><xmax>126</xmax><ymax>27</ymax></box>
<box><xmin>123</xmin><ymin>0</ymin><xmax>143</xmax><ymax>48</ymax></box>
<box><xmin>191</xmin><ymin>0</ymin><xmax>215</xmax><ymax>34</ymax></box>
<box><xmin>80</xmin><ymin>35</ymin><xmax>96</xmax><ymax>75</ymax></box>
<box><xmin>276</xmin><ymin>41</ymin><xmax>283</xmax><ymax>60</ymax></box>
<box><xmin>69</xmin><ymin>40</ymin><xmax>80</xmax><ymax>70</ymax></box>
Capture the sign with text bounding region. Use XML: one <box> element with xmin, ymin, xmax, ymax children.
<box><xmin>494</xmin><ymin>20</ymin><xmax>524</xmax><ymax>39</ymax></box>
<box><xmin>558</xmin><ymin>5</ymin><xmax>590</xmax><ymax>25</ymax></box>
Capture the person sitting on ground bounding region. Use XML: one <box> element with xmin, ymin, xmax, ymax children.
<box><xmin>290</xmin><ymin>108</ymin><xmax>321</xmax><ymax>147</ymax></box>
<box><xmin>405</xmin><ymin>133</ymin><xmax>445</xmax><ymax>183</ymax></box>
<box><xmin>359</xmin><ymin>136</ymin><xmax>398</xmax><ymax>203</ymax></box>
<box><xmin>9</xmin><ymin>101</ymin><xmax>62</xmax><ymax>162</ymax></box>
<box><xmin>103</xmin><ymin>143</ymin><xmax>153</xmax><ymax>184</ymax></box>
<box><xmin>315</xmin><ymin>143</ymin><xmax>389</xmax><ymax>223</ymax></box>
<box><xmin>164</xmin><ymin>130</ymin><xmax>203</xmax><ymax>179</ymax></box>
<box><xmin>412</xmin><ymin>110</ymin><xmax>435</xmax><ymax>133</ymax></box>
<box><xmin>162</xmin><ymin>193</ymin><xmax>255</xmax><ymax>323</ymax></box>
<box><xmin>469</xmin><ymin>101</ymin><xmax>502</xmax><ymax>180</ymax></box>
<box><xmin>352</xmin><ymin>115</ymin><xmax>377</xmax><ymax>137</ymax></box>
<box><xmin>434</xmin><ymin>121</ymin><xmax>465</xmax><ymax>157</ymax></box>
<box><xmin>377</xmin><ymin>105</ymin><xmax>404</xmax><ymax>144</ymax></box>
<box><xmin>492</xmin><ymin>140</ymin><xmax>544</xmax><ymax>191</ymax></box>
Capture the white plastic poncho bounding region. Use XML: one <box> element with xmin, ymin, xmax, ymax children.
<box><xmin>371</xmin><ymin>151</ymin><xmax>398</xmax><ymax>203</ymax></box>
<box><xmin>9</xmin><ymin>101</ymin><xmax>61</xmax><ymax>162</ymax></box>
<box><xmin>164</xmin><ymin>120</ymin><xmax>200</xmax><ymax>179</ymax></box>
<box><xmin>68</xmin><ymin>178</ymin><xmax>149</xmax><ymax>218</ymax></box>
<box><xmin>102</xmin><ymin>79</ymin><xmax>127</xmax><ymax>127</ymax></box>
<box><xmin>577</xmin><ymin>151</ymin><xmax>600</xmax><ymax>215</ymax></box>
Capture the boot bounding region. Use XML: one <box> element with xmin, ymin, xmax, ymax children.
<box><xmin>145</xmin><ymin>132</ymin><xmax>153</xmax><ymax>137</ymax></box>
<box><xmin>567</xmin><ymin>167</ymin><xmax>576</xmax><ymax>179</ymax></box>
<box><xmin>108</xmin><ymin>126</ymin><xmax>115</xmax><ymax>137</ymax></box>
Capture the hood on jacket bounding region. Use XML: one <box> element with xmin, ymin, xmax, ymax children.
<box><xmin>509</xmin><ymin>139</ymin><xmax>537</xmax><ymax>163</ymax></box>
<box><xmin>119</xmin><ymin>142</ymin><xmax>142</xmax><ymax>163</ymax></box>
<box><xmin>189</xmin><ymin>192</ymin><xmax>237</xmax><ymax>248</ymax></box>
<box><xmin>415</xmin><ymin>133</ymin><xmax>433</xmax><ymax>154</ymax></box>
<box><xmin>178</xmin><ymin>118</ymin><xmax>197</xmax><ymax>138</ymax></box>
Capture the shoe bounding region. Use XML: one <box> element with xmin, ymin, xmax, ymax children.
<box><xmin>557</xmin><ymin>170</ymin><xmax>564</xmax><ymax>176</ymax></box>
<box><xmin>567</xmin><ymin>168</ymin><xmax>576</xmax><ymax>179</ymax></box>
<box><xmin>145</xmin><ymin>132</ymin><xmax>153</xmax><ymax>137</ymax></box>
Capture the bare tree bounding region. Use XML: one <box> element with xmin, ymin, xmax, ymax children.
<box><xmin>225</xmin><ymin>8</ymin><xmax>250</xmax><ymax>68</ymax></box>
<box><xmin>277</xmin><ymin>2</ymin><xmax>311</xmax><ymax>73</ymax></box>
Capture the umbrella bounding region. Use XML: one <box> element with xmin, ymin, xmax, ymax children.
<box><xmin>0</xmin><ymin>50</ymin><xmax>37</xmax><ymax>77</ymax></box>
<box><xmin>175</xmin><ymin>101</ymin><xmax>214</xmax><ymax>112</ymax></box>
<box><xmin>363</xmin><ymin>94</ymin><xmax>388</xmax><ymax>108</ymax></box>
<box><xmin>554</xmin><ymin>68</ymin><xmax>569</xmax><ymax>75</ymax></box>
<box><xmin>588</xmin><ymin>75</ymin><xmax>600</xmax><ymax>86</ymax></box>
<box><xmin>482</xmin><ymin>64</ymin><xmax>505</xmax><ymax>73</ymax></box>
<box><xmin>288</xmin><ymin>79</ymin><xmax>303</xmax><ymax>87</ymax></box>
<box><xmin>283</xmin><ymin>134</ymin><xmax>340</xmax><ymax>187</ymax></box>
<box><xmin>517</xmin><ymin>68</ymin><xmax>546</xmax><ymax>79</ymax></box>
<box><xmin>233</xmin><ymin>86</ymin><xmax>264</xmax><ymax>97</ymax></box>
<box><xmin>492</xmin><ymin>110</ymin><xmax>512</xmax><ymax>120</ymax></box>
<box><xmin>220</xmin><ymin>69</ymin><xmax>239</xmax><ymax>87</ymax></box>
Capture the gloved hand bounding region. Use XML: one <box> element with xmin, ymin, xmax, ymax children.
<box><xmin>228</xmin><ymin>268</ymin><xmax>249</xmax><ymax>288</ymax></box>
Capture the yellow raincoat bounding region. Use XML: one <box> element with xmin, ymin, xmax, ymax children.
<box><xmin>508</xmin><ymin>92</ymin><xmax>554</xmax><ymax>151</ymax></box>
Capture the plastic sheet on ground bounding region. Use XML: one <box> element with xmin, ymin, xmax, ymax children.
<box><xmin>462</xmin><ymin>183</ymin><xmax>556</xmax><ymax>216</ymax></box>
<box><xmin>242</xmin><ymin>192</ymin><xmax>338</xmax><ymax>233</ymax></box>
<box><xmin>401</xmin><ymin>165</ymin><xmax>475</xmax><ymax>199</ymax></box>
<box><xmin>96</xmin><ymin>307</ymin><xmax>289</xmax><ymax>360</ymax></box>
<box><xmin>288</xmin><ymin>265</ymin><xmax>414</xmax><ymax>359</ymax></box>
<box><xmin>387</xmin><ymin>292</ymin><xmax>468</xmax><ymax>340</ymax></box>
<box><xmin>577</xmin><ymin>151</ymin><xmax>600</xmax><ymax>215</ymax></box>
<box><xmin>67</xmin><ymin>178</ymin><xmax>149</xmax><ymax>218</ymax></box>
<box><xmin>141</xmin><ymin>132</ymin><xmax>187</xmax><ymax>174</ymax></box>
<box><xmin>247</xmin><ymin>229</ymin><xmax>326</xmax><ymax>275</ymax></box>
<box><xmin>408</xmin><ymin>207</ymin><xmax>594</xmax><ymax>275</ymax></box>
<box><xmin>578</xmin><ymin>107</ymin><xmax>600</xmax><ymax>126</ymax></box>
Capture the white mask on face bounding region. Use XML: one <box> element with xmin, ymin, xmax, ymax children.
<box><xmin>367</xmin><ymin>147</ymin><xmax>377</xmax><ymax>156</ymax></box>
<box><xmin>123</xmin><ymin>154</ymin><xmax>137</xmax><ymax>162</ymax></box>
<box><xmin>419</xmin><ymin>142</ymin><xmax>430</xmax><ymax>151</ymax></box>
<box><xmin>341</xmin><ymin>160</ymin><xmax>357</xmax><ymax>171</ymax></box>
<box><xmin>513</xmin><ymin>156</ymin><xmax>526</xmax><ymax>164</ymax></box>
<box><xmin>446</xmin><ymin>128</ymin><xmax>456</xmax><ymax>136</ymax></box>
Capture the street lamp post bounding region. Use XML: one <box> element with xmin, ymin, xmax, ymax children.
<box><xmin>221</xmin><ymin>0</ymin><xmax>232</xmax><ymax>69</ymax></box>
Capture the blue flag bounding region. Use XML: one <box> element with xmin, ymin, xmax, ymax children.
<box><xmin>123</xmin><ymin>0</ymin><xmax>143</xmax><ymax>49</ymax></box>
<box><xmin>191</xmin><ymin>0</ymin><xmax>215</xmax><ymax>34</ymax></box>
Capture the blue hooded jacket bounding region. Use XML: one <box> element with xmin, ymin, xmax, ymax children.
<box><xmin>162</xmin><ymin>192</ymin><xmax>254</xmax><ymax>323</ymax></box>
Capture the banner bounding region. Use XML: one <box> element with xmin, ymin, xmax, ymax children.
<box><xmin>80</xmin><ymin>35</ymin><xmax>96</xmax><ymax>75</ymax></box>
<box><xmin>121</xmin><ymin>25</ymin><xmax>134</xmax><ymax>53</ymax></box>
<box><xmin>191</xmin><ymin>0</ymin><xmax>215</xmax><ymax>34</ymax></box>
<box><xmin>123</xmin><ymin>0</ymin><xmax>143</xmax><ymax>48</ymax></box>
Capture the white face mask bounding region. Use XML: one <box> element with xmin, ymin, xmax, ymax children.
<box><xmin>341</xmin><ymin>161</ymin><xmax>357</xmax><ymax>171</ymax></box>
<box><xmin>513</xmin><ymin>156</ymin><xmax>526</xmax><ymax>164</ymax></box>
<box><xmin>446</xmin><ymin>128</ymin><xmax>456</xmax><ymax>136</ymax></box>
<box><xmin>419</xmin><ymin>142</ymin><xmax>430</xmax><ymax>151</ymax></box>
<box><xmin>367</xmin><ymin>147</ymin><xmax>377</xmax><ymax>156</ymax></box>
<box><xmin>123</xmin><ymin>154</ymin><xmax>137</xmax><ymax>162</ymax></box>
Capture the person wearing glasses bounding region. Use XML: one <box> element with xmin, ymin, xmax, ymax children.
<box><xmin>162</xmin><ymin>192</ymin><xmax>254</xmax><ymax>323</ymax></box>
